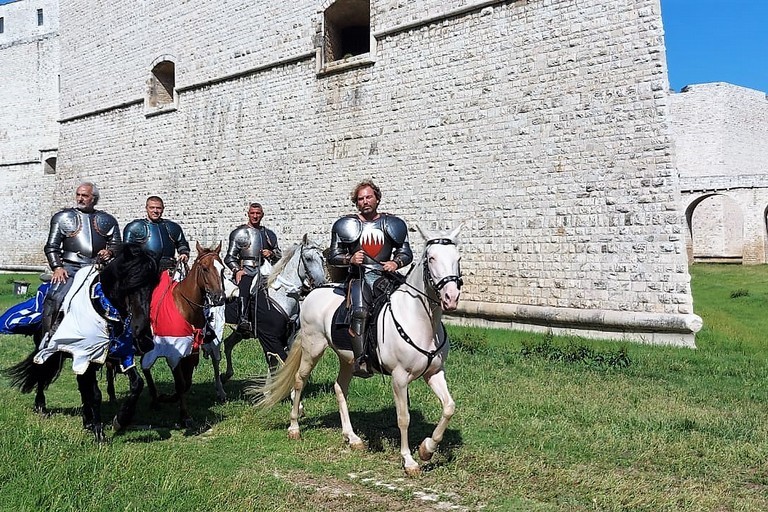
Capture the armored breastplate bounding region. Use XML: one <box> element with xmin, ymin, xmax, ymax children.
<box><xmin>225</xmin><ymin>225</ymin><xmax>264</xmax><ymax>271</ymax></box>
<box><xmin>334</xmin><ymin>216</ymin><xmax>396</xmax><ymax>263</ymax></box>
<box><xmin>125</xmin><ymin>220</ymin><xmax>176</xmax><ymax>259</ymax></box>
<box><xmin>51</xmin><ymin>209</ymin><xmax>119</xmax><ymax>266</ymax></box>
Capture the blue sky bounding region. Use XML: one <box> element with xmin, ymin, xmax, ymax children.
<box><xmin>1</xmin><ymin>0</ymin><xmax>764</xmax><ymax>92</ymax></box>
<box><xmin>661</xmin><ymin>0</ymin><xmax>768</xmax><ymax>92</ymax></box>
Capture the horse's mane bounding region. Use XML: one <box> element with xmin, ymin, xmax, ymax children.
<box><xmin>266</xmin><ymin>244</ymin><xmax>299</xmax><ymax>288</ymax></box>
<box><xmin>100</xmin><ymin>244</ymin><xmax>160</xmax><ymax>314</ymax></box>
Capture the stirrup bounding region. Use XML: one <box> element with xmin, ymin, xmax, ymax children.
<box><xmin>236</xmin><ymin>319</ymin><xmax>252</xmax><ymax>334</ymax></box>
<box><xmin>352</xmin><ymin>357</ymin><xmax>373</xmax><ymax>379</ymax></box>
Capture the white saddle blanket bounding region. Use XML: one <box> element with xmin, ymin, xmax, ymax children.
<box><xmin>34</xmin><ymin>267</ymin><xmax>109</xmax><ymax>375</ymax></box>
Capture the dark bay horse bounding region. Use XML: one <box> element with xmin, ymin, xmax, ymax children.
<box><xmin>142</xmin><ymin>242</ymin><xmax>225</xmax><ymax>427</ymax></box>
<box><xmin>4</xmin><ymin>244</ymin><xmax>160</xmax><ymax>441</ymax></box>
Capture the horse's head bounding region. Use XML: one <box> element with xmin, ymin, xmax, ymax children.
<box><xmin>298</xmin><ymin>234</ymin><xmax>327</xmax><ymax>292</ymax></box>
<box><xmin>418</xmin><ymin>225</ymin><xmax>463</xmax><ymax>312</ymax></box>
<box><xmin>100</xmin><ymin>243</ymin><xmax>160</xmax><ymax>354</ymax></box>
<box><xmin>192</xmin><ymin>241</ymin><xmax>226</xmax><ymax>307</ymax></box>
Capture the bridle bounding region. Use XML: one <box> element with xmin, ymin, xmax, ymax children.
<box><xmin>423</xmin><ymin>238</ymin><xmax>463</xmax><ymax>294</ymax></box>
<box><xmin>298</xmin><ymin>243</ymin><xmax>323</xmax><ymax>293</ymax></box>
<box><xmin>271</xmin><ymin>243</ymin><xmax>323</xmax><ymax>295</ymax></box>
<box><xmin>178</xmin><ymin>251</ymin><xmax>224</xmax><ymax>309</ymax></box>
<box><xmin>386</xmin><ymin>237</ymin><xmax>463</xmax><ymax>376</ymax></box>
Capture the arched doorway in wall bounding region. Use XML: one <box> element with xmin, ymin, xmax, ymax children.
<box><xmin>686</xmin><ymin>193</ymin><xmax>744</xmax><ymax>263</ymax></box>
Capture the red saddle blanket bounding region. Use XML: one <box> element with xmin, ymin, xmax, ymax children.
<box><xmin>150</xmin><ymin>272</ymin><xmax>203</xmax><ymax>347</ymax></box>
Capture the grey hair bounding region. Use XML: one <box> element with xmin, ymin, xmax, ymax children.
<box><xmin>78</xmin><ymin>181</ymin><xmax>100</xmax><ymax>205</ymax></box>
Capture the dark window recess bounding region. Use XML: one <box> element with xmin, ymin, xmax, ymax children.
<box><xmin>324</xmin><ymin>0</ymin><xmax>370</xmax><ymax>62</ymax></box>
<box><xmin>37</xmin><ymin>9</ymin><xmax>43</xmax><ymax>26</ymax></box>
<box><xmin>0</xmin><ymin>17</ymin><xmax>5</xmax><ymax>34</ymax></box>
<box><xmin>44</xmin><ymin>157</ymin><xmax>57</xmax><ymax>175</ymax></box>
<box><xmin>149</xmin><ymin>61</ymin><xmax>175</xmax><ymax>107</ymax></box>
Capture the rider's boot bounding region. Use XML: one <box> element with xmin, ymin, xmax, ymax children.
<box><xmin>350</xmin><ymin>313</ymin><xmax>372</xmax><ymax>378</ymax></box>
<box><xmin>236</xmin><ymin>296</ymin><xmax>252</xmax><ymax>334</ymax></box>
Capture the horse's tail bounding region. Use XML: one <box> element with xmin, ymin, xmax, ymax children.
<box><xmin>247</xmin><ymin>332</ymin><xmax>304</xmax><ymax>409</ymax></box>
<box><xmin>3</xmin><ymin>351</ymin><xmax>64</xmax><ymax>393</ymax></box>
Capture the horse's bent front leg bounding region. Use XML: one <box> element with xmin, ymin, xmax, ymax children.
<box><xmin>113</xmin><ymin>367</ymin><xmax>144</xmax><ymax>432</ymax></box>
<box><xmin>333</xmin><ymin>355</ymin><xmax>364</xmax><ymax>450</ymax></box>
<box><xmin>391</xmin><ymin>371</ymin><xmax>419</xmax><ymax>475</ymax></box>
<box><xmin>418</xmin><ymin>370</ymin><xmax>455</xmax><ymax>464</ymax></box>
<box><xmin>210</xmin><ymin>350</ymin><xmax>227</xmax><ymax>402</ymax></box>
<box><xmin>222</xmin><ymin>331</ymin><xmax>243</xmax><ymax>383</ymax></box>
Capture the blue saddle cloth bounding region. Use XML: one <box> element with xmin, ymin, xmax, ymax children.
<box><xmin>0</xmin><ymin>283</ymin><xmax>51</xmax><ymax>335</ymax></box>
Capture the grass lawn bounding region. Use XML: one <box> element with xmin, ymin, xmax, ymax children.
<box><xmin>0</xmin><ymin>265</ymin><xmax>766</xmax><ymax>511</ymax></box>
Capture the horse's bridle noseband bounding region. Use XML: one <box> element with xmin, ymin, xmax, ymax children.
<box><xmin>423</xmin><ymin>238</ymin><xmax>463</xmax><ymax>293</ymax></box>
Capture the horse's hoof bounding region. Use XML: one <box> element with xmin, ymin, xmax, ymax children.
<box><xmin>288</xmin><ymin>429</ymin><xmax>301</xmax><ymax>440</ymax></box>
<box><xmin>34</xmin><ymin>405</ymin><xmax>49</xmax><ymax>416</ymax></box>
<box><xmin>418</xmin><ymin>441</ymin><xmax>434</xmax><ymax>462</ymax></box>
<box><xmin>221</xmin><ymin>372</ymin><xmax>233</xmax><ymax>384</ymax></box>
<box><xmin>350</xmin><ymin>440</ymin><xmax>366</xmax><ymax>451</ymax></box>
<box><xmin>404</xmin><ymin>465</ymin><xmax>422</xmax><ymax>477</ymax></box>
<box><xmin>112</xmin><ymin>417</ymin><xmax>124</xmax><ymax>432</ymax></box>
<box><xmin>181</xmin><ymin>418</ymin><xmax>195</xmax><ymax>430</ymax></box>
<box><xmin>93</xmin><ymin>426</ymin><xmax>108</xmax><ymax>444</ymax></box>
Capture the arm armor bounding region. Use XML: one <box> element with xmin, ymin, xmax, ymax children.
<box><xmin>383</xmin><ymin>215</ymin><xmax>413</xmax><ymax>267</ymax></box>
<box><xmin>328</xmin><ymin>216</ymin><xmax>362</xmax><ymax>267</ymax></box>
<box><xmin>166</xmin><ymin>220</ymin><xmax>190</xmax><ymax>256</ymax></box>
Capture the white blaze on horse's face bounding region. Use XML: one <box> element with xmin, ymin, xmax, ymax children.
<box><xmin>426</xmin><ymin>241</ymin><xmax>462</xmax><ymax>312</ymax></box>
<box><xmin>208</xmin><ymin>258</ymin><xmax>227</xmax><ymax>306</ymax></box>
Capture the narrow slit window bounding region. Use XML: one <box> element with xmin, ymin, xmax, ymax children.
<box><xmin>37</xmin><ymin>9</ymin><xmax>43</xmax><ymax>26</ymax></box>
<box><xmin>0</xmin><ymin>17</ymin><xmax>5</xmax><ymax>34</ymax></box>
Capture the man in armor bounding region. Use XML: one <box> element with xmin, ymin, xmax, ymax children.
<box><xmin>123</xmin><ymin>196</ymin><xmax>190</xmax><ymax>272</ymax></box>
<box><xmin>328</xmin><ymin>180</ymin><xmax>413</xmax><ymax>378</ymax></box>
<box><xmin>42</xmin><ymin>182</ymin><xmax>122</xmax><ymax>334</ymax></box>
<box><xmin>224</xmin><ymin>202</ymin><xmax>282</xmax><ymax>333</ymax></box>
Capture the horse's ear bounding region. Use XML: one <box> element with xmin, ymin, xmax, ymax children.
<box><xmin>448</xmin><ymin>223</ymin><xmax>464</xmax><ymax>243</ymax></box>
<box><xmin>302</xmin><ymin>233</ymin><xmax>309</xmax><ymax>244</ymax></box>
<box><xmin>213</xmin><ymin>241</ymin><xmax>222</xmax><ymax>254</ymax></box>
<box><xmin>416</xmin><ymin>224</ymin><xmax>435</xmax><ymax>242</ymax></box>
<box><xmin>195</xmin><ymin>241</ymin><xmax>203</xmax><ymax>253</ymax></box>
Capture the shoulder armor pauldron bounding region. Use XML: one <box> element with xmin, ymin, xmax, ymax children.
<box><xmin>382</xmin><ymin>214</ymin><xmax>409</xmax><ymax>245</ymax></box>
<box><xmin>332</xmin><ymin>216</ymin><xmax>362</xmax><ymax>243</ymax></box>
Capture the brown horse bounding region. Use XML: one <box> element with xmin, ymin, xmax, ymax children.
<box><xmin>142</xmin><ymin>242</ymin><xmax>225</xmax><ymax>428</ymax></box>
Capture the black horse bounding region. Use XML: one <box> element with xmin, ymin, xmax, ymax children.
<box><xmin>3</xmin><ymin>244</ymin><xmax>159</xmax><ymax>442</ymax></box>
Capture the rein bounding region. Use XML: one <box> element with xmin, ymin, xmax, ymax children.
<box><xmin>383</xmin><ymin>238</ymin><xmax>461</xmax><ymax>376</ymax></box>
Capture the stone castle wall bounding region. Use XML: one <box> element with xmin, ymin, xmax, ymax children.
<box><xmin>3</xmin><ymin>0</ymin><xmax>701</xmax><ymax>344</ymax></box>
<box><xmin>670</xmin><ymin>83</ymin><xmax>768</xmax><ymax>264</ymax></box>
<box><xmin>0</xmin><ymin>0</ymin><xmax>59</xmax><ymax>268</ymax></box>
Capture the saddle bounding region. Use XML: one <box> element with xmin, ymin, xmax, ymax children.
<box><xmin>331</xmin><ymin>273</ymin><xmax>406</xmax><ymax>375</ymax></box>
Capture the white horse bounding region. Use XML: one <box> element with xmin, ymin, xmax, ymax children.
<box><xmin>207</xmin><ymin>235</ymin><xmax>326</xmax><ymax>401</ymax></box>
<box><xmin>252</xmin><ymin>226</ymin><xmax>462</xmax><ymax>475</ymax></box>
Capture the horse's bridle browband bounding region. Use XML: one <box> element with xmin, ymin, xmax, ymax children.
<box><xmin>423</xmin><ymin>238</ymin><xmax>463</xmax><ymax>292</ymax></box>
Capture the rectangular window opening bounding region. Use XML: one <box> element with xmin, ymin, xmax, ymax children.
<box><xmin>37</xmin><ymin>9</ymin><xmax>43</xmax><ymax>26</ymax></box>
